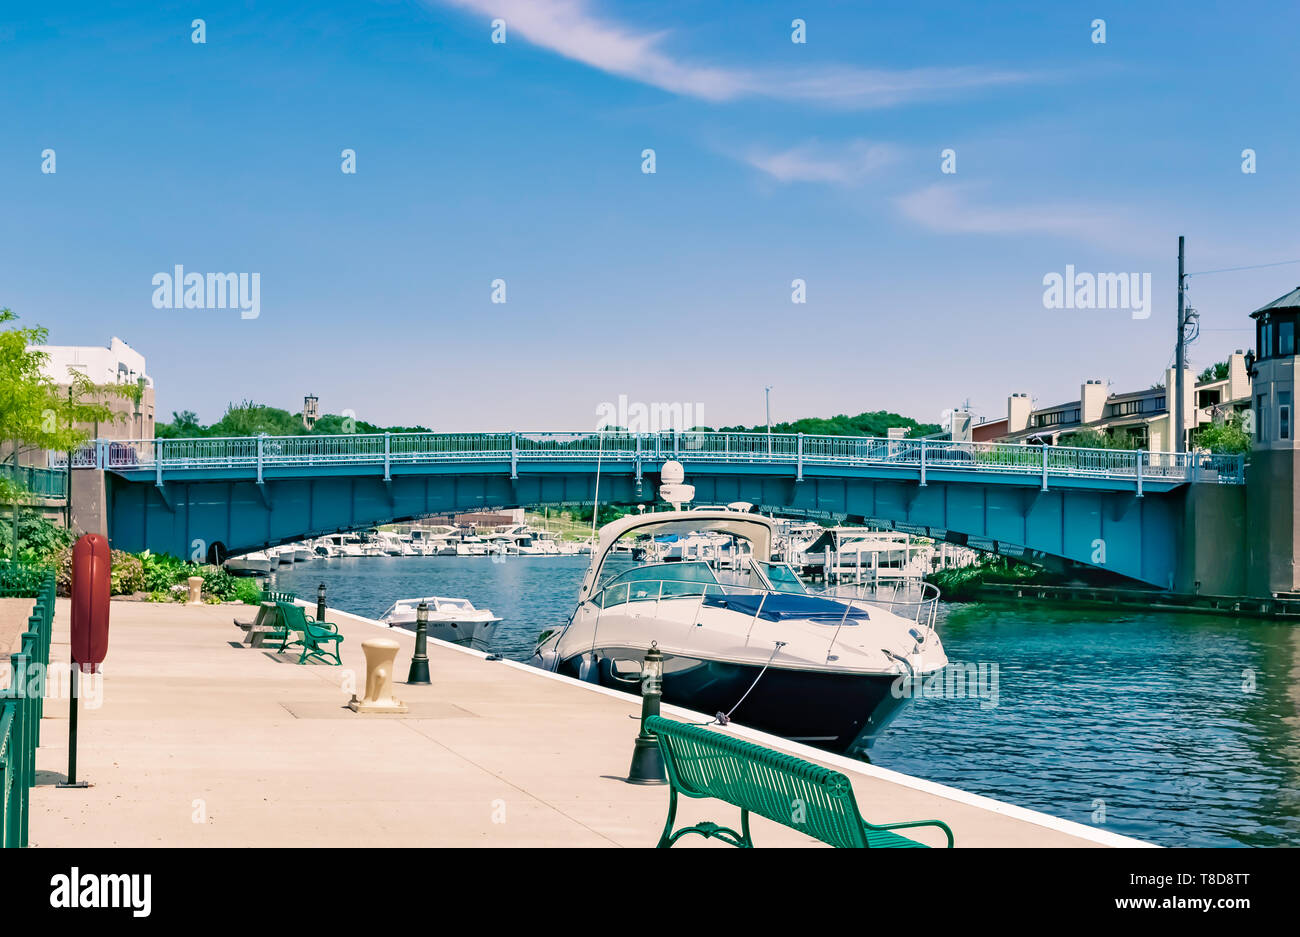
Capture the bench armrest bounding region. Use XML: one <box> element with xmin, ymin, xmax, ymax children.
<box><xmin>871</xmin><ymin>819</ymin><xmax>955</xmax><ymax>848</ymax></box>
<box><xmin>304</xmin><ymin>614</ymin><xmax>338</xmax><ymax>632</ymax></box>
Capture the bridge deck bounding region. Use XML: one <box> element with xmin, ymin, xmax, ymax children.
<box><xmin>29</xmin><ymin>599</ymin><xmax>1149</xmax><ymax>848</ymax></box>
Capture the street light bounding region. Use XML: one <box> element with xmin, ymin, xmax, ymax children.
<box><xmin>765</xmin><ymin>385</ymin><xmax>773</xmax><ymax>457</ymax></box>
<box><xmin>407</xmin><ymin>600</ymin><xmax>431</xmax><ymax>685</ymax></box>
<box><xmin>626</xmin><ymin>641</ymin><xmax>666</xmax><ymax>784</ymax></box>
<box><xmin>316</xmin><ymin>582</ymin><xmax>327</xmax><ymax>623</ymax></box>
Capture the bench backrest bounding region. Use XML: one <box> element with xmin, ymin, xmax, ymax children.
<box><xmin>262</xmin><ymin>590</ymin><xmax>297</xmax><ymax>604</ymax></box>
<box><xmin>646</xmin><ymin>716</ymin><xmax>869</xmax><ymax>848</ymax></box>
<box><xmin>275</xmin><ymin>601</ymin><xmax>310</xmax><ymax>633</ymax></box>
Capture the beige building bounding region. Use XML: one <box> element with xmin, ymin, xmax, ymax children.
<box><xmin>6</xmin><ymin>336</ymin><xmax>155</xmax><ymax>469</ymax></box>
<box><xmin>995</xmin><ymin>351</ymin><xmax>1252</xmax><ymax>450</ymax></box>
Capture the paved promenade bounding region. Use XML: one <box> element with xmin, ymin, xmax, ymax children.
<box><xmin>27</xmin><ymin>598</ymin><xmax>1150</xmax><ymax>847</ymax></box>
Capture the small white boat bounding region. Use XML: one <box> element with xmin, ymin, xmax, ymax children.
<box><xmin>225</xmin><ymin>551</ymin><xmax>274</xmax><ymax>575</ymax></box>
<box><xmin>378</xmin><ymin>596</ymin><xmax>503</xmax><ymax>650</ymax></box>
<box><xmin>292</xmin><ymin>543</ymin><xmax>313</xmax><ymax>563</ymax></box>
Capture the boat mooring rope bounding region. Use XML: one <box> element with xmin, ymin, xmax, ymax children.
<box><xmin>699</xmin><ymin>640</ymin><xmax>787</xmax><ymax>727</ymax></box>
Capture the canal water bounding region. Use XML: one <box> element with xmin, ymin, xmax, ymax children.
<box><xmin>271</xmin><ymin>555</ymin><xmax>1299</xmax><ymax>847</ymax></box>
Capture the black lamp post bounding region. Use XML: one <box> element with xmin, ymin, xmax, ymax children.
<box><xmin>407</xmin><ymin>600</ymin><xmax>431</xmax><ymax>685</ymax></box>
<box><xmin>626</xmin><ymin>641</ymin><xmax>666</xmax><ymax>784</ymax></box>
<box><xmin>317</xmin><ymin>582</ymin><xmax>327</xmax><ymax>622</ymax></box>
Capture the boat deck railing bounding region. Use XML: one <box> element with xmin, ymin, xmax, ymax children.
<box><xmin>55</xmin><ymin>431</ymin><xmax>1246</xmax><ymax>487</ymax></box>
<box><xmin>589</xmin><ymin>576</ymin><xmax>935</xmax><ymax>664</ymax></box>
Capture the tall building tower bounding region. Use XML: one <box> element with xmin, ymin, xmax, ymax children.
<box><xmin>1246</xmin><ymin>287</ymin><xmax>1300</xmax><ymax>596</ymax></box>
<box><xmin>303</xmin><ymin>394</ymin><xmax>319</xmax><ymax>430</ymax></box>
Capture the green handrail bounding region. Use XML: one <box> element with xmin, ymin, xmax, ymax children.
<box><xmin>0</xmin><ymin>571</ymin><xmax>56</xmax><ymax>848</ymax></box>
<box><xmin>0</xmin><ymin>465</ymin><xmax>69</xmax><ymax>500</ymax></box>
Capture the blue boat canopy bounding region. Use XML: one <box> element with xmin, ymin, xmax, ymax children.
<box><xmin>702</xmin><ymin>592</ymin><xmax>869</xmax><ymax>622</ymax></box>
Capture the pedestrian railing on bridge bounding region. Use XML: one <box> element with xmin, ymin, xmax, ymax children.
<box><xmin>63</xmin><ymin>432</ymin><xmax>1246</xmax><ymax>488</ymax></box>
<box><xmin>0</xmin><ymin>465</ymin><xmax>69</xmax><ymax>501</ymax></box>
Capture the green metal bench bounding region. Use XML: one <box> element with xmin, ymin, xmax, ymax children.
<box><xmin>646</xmin><ymin>716</ymin><xmax>955</xmax><ymax>849</ymax></box>
<box><xmin>274</xmin><ymin>602</ymin><xmax>343</xmax><ymax>666</ymax></box>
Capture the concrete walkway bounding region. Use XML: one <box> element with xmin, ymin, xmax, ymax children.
<box><xmin>28</xmin><ymin>598</ymin><xmax>1150</xmax><ymax>848</ymax></box>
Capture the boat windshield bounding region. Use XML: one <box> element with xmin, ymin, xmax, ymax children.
<box><xmin>596</xmin><ymin>561</ymin><xmax>722</xmax><ymax>606</ymax></box>
<box><xmin>752</xmin><ymin>561</ymin><xmax>809</xmax><ymax>595</ymax></box>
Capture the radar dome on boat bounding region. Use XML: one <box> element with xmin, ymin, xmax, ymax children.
<box><xmin>658</xmin><ymin>461</ymin><xmax>694</xmax><ymax>509</ymax></box>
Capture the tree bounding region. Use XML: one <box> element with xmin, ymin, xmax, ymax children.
<box><xmin>1198</xmin><ymin>360</ymin><xmax>1230</xmax><ymax>383</ymax></box>
<box><xmin>157</xmin><ymin>410</ymin><xmax>203</xmax><ymax>438</ymax></box>
<box><xmin>1197</xmin><ymin>412</ymin><xmax>1251</xmax><ymax>454</ymax></box>
<box><xmin>1061</xmin><ymin>428</ymin><xmax>1139</xmax><ymax>449</ymax></box>
<box><xmin>0</xmin><ymin>309</ymin><xmax>127</xmax><ymax>559</ymax></box>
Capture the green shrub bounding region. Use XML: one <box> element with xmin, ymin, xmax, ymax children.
<box><xmin>927</xmin><ymin>557</ymin><xmax>1051</xmax><ymax>601</ymax></box>
<box><xmin>141</xmin><ymin>550</ymin><xmax>187</xmax><ymax>592</ymax></box>
<box><xmin>0</xmin><ymin>564</ymin><xmax>51</xmax><ymax>597</ymax></box>
<box><xmin>192</xmin><ymin>564</ymin><xmax>236</xmax><ymax>600</ymax></box>
<box><xmin>109</xmin><ymin>550</ymin><xmax>145</xmax><ymax>595</ymax></box>
<box><xmin>232</xmin><ymin>578</ymin><xmax>263</xmax><ymax>605</ymax></box>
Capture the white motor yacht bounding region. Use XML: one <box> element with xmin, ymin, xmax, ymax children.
<box><xmin>530</xmin><ymin>464</ymin><xmax>948</xmax><ymax>754</ymax></box>
<box><xmin>224</xmin><ymin>551</ymin><xmax>274</xmax><ymax>575</ymax></box>
<box><xmin>378</xmin><ymin>596</ymin><xmax>503</xmax><ymax>650</ymax></box>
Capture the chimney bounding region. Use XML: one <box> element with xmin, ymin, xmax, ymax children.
<box><xmin>1008</xmin><ymin>393</ymin><xmax>1032</xmax><ymax>434</ymax></box>
<box><xmin>1081</xmin><ymin>380</ymin><xmax>1106</xmax><ymax>424</ymax></box>
<box><xmin>950</xmin><ymin>410</ymin><xmax>973</xmax><ymax>443</ymax></box>
<box><xmin>1228</xmin><ymin>350</ymin><xmax>1250</xmax><ymax>402</ymax></box>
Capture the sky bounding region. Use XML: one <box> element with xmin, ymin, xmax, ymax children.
<box><xmin>2</xmin><ymin>0</ymin><xmax>1299</xmax><ymax>432</ymax></box>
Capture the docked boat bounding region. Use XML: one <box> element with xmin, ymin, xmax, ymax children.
<box><xmin>378</xmin><ymin>596</ymin><xmax>503</xmax><ymax>650</ymax></box>
<box><xmin>291</xmin><ymin>542</ymin><xmax>313</xmax><ymax>563</ymax></box>
<box><xmin>530</xmin><ymin>463</ymin><xmax>948</xmax><ymax>754</ymax></box>
<box><xmin>224</xmin><ymin>551</ymin><xmax>275</xmax><ymax>575</ymax></box>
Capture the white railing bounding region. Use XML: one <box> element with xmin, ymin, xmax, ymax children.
<box><xmin>70</xmin><ymin>432</ymin><xmax>1246</xmax><ymax>486</ymax></box>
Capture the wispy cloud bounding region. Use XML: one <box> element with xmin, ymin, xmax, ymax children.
<box><xmin>431</xmin><ymin>0</ymin><xmax>1034</xmax><ymax>108</ymax></box>
<box><xmin>740</xmin><ymin>140</ymin><xmax>900</xmax><ymax>184</ymax></box>
<box><xmin>895</xmin><ymin>183</ymin><xmax>1156</xmax><ymax>252</ymax></box>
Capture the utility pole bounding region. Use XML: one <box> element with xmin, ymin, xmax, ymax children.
<box><xmin>1174</xmin><ymin>235</ymin><xmax>1187</xmax><ymax>453</ymax></box>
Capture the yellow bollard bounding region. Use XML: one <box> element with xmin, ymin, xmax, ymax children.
<box><xmin>187</xmin><ymin>576</ymin><xmax>204</xmax><ymax>605</ymax></box>
<box><xmin>348</xmin><ymin>639</ymin><xmax>408</xmax><ymax>713</ymax></box>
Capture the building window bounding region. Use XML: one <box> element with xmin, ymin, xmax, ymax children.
<box><xmin>1257</xmin><ymin>393</ymin><xmax>1268</xmax><ymax>442</ymax></box>
<box><xmin>1281</xmin><ymin>391</ymin><xmax>1291</xmax><ymax>441</ymax></box>
<box><xmin>1282</xmin><ymin>321</ymin><xmax>1296</xmax><ymax>357</ymax></box>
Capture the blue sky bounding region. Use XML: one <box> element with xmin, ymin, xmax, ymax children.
<box><xmin>3</xmin><ymin>0</ymin><xmax>1298</xmax><ymax>432</ymax></box>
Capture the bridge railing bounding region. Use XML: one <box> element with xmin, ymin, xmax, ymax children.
<box><xmin>0</xmin><ymin>465</ymin><xmax>69</xmax><ymax>500</ymax></box>
<box><xmin>74</xmin><ymin>432</ymin><xmax>1246</xmax><ymax>485</ymax></box>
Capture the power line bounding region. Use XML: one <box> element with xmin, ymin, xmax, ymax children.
<box><xmin>1187</xmin><ymin>258</ymin><xmax>1300</xmax><ymax>277</ymax></box>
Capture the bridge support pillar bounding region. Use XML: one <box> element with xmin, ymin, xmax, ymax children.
<box><xmin>1246</xmin><ymin>449</ymin><xmax>1299</xmax><ymax>596</ymax></box>
<box><xmin>69</xmin><ymin>469</ymin><xmax>109</xmax><ymax>540</ymax></box>
<box><xmin>1178</xmin><ymin>481</ymin><xmax>1246</xmax><ymax>595</ymax></box>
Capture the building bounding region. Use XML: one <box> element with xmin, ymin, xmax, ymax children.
<box><xmin>303</xmin><ymin>395</ymin><xmax>319</xmax><ymax>430</ymax></box>
<box><xmin>993</xmin><ymin>352</ymin><xmax>1252</xmax><ymax>450</ymax></box>
<box><xmin>1246</xmin><ymin>287</ymin><xmax>1300</xmax><ymax>595</ymax></box>
<box><xmin>6</xmin><ymin>336</ymin><xmax>155</xmax><ymax>469</ymax></box>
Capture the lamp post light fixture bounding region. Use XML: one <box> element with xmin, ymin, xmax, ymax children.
<box><xmin>407</xmin><ymin>600</ymin><xmax>431</xmax><ymax>685</ymax></box>
<box><xmin>316</xmin><ymin>582</ymin><xmax>327</xmax><ymax>623</ymax></box>
<box><xmin>626</xmin><ymin>641</ymin><xmax>667</xmax><ymax>785</ymax></box>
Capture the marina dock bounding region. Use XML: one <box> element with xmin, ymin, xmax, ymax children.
<box><xmin>27</xmin><ymin>599</ymin><xmax>1151</xmax><ymax>848</ymax></box>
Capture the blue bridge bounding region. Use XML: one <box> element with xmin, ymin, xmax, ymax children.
<box><xmin>68</xmin><ymin>431</ymin><xmax>1247</xmax><ymax>590</ymax></box>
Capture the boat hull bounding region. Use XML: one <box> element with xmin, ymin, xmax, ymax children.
<box><xmin>554</xmin><ymin>649</ymin><xmax>919</xmax><ymax>754</ymax></box>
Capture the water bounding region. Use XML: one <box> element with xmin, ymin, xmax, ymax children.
<box><xmin>270</xmin><ymin>556</ymin><xmax>1300</xmax><ymax>847</ymax></box>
